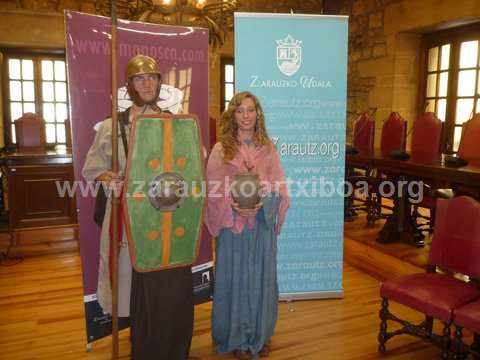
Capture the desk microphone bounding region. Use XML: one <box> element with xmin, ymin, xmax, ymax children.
<box><xmin>389</xmin><ymin>113</ymin><xmax>413</xmax><ymax>160</ymax></box>
<box><xmin>389</xmin><ymin>127</ymin><xmax>412</xmax><ymax>160</ymax></box>
<box><xmin>0</xmin><ymin>145</ymin><xmax>16</xmax><ymax>153</ymax></box>
<box><xmin>443</xmin><ymin>154</ymin><xmax>468</xmax><ymax>167</ymax></box>
<box><xmin>345</xmin><ymin>144</ymin><xmax>360</xmax><ymax>155</ymax></box>
<box><xmin>391</xmin><ymin>102</ymin><xmax>432</xmax><ymax>160</ymax></box>
<box><xmin>442</xmin><ymin>109</ymin><xmax>474</xmax><ymax>167</ymax></box>
<box><xmin>442</xmin><ymin>111</ymin><xmax>475</xmax><ymax>167</ymax></box>
<box><xmin>390</xmin><ymin>149</ymin><xmax>411</xmax><ymax>160</ymax></box>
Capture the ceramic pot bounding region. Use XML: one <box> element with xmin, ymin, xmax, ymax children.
<box><xmin>231</xmin><ymin>171</ymin><xmax>261</xmax><ymax>209</ymax></box>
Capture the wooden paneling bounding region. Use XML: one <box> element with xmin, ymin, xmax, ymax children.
<box><xmin>0</xmin><ymin>149</ymin><xmax>78</xmax><ymax>256</ymax></box>
<box><xmin>3</xmin><ymin>150</ymin><xmax>76</xmax><ymax>229</ymax></box>
<box><xmin>7</xmin><ymin>164</ymin><xmax>76</xmax><ymax>228</ymax></box>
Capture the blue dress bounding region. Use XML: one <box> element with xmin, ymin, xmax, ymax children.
<box><xmin>212</xmin><ymin>195</ymin><xmax>281</xmax><ymax>356</ymax></box>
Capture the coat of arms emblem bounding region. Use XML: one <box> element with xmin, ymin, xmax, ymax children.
<box><xmin>276</xmin><ymin>35</ymin><xmax>302</xmax><ymax>76</ymax></box>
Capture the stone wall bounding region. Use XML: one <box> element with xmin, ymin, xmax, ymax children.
<box><xmin>345</xmin><ymin>0</ymin><xmax>480</xmax><ymax>147</ymax></box>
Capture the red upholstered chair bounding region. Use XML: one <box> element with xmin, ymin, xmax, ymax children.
<box><xmin>420</xmin><ymin>114</ymin><xmax>480</xmax><ymax>222</ymax></box>
<box><xmin>367</xmin><ymin>112</ymin><xmax>407</xmax><ymax>225</ymax></box>
<box><xmin>353</xmin><ymin>112</ymin><xmax>375</xmax><ymax>152</ymax></box>
<box><xmin>458</xmin><ymin>113</ymin><xmax>480</xmax><ymax>162</ymax></box>
<box><xmin>379</xmin><ymin>196</ymin><xmax>480</xmax><ymax>359</ymax></box>
<box><xmin>441</xmin><ymin>114</ymin><xmax>480</xmax><ymax>201</ymax></box>
<box><xmin>14</xmin><ymin>113</ymin><xmax>47</xmax><ymax>150</ymax></box>
<box><xmin>453</xmin><ymin>301</ymin><xmax>480</xmax><ymax>359</ymax></box>
<box><xmin>411</xmin><ymin>112</ymin><xmax>443</xmax><ymax>155</ymax></box>
<box><xmin>409</xmin><ymin>113</ymin><xmax>443</xmax><ymax>232</ymax></box>
<box><xmin>453</xmin><ymin>300</ymin><xmax>480</xmax><ymax>359</ymax></box>
<box><xmin>345</xmin><ymin>112</ymin><xmax>375</xmax><ymax>220</ymax></box>
<box><xmin>380</xmin><ymin>112</ymin><xmax>407</xmax><ymax>155</ymax></box>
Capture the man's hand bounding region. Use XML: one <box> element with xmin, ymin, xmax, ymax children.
<box><xmin>96</xmin><ymin>171</ymin><xmax>124</xmax><ymax>194</ymax></box>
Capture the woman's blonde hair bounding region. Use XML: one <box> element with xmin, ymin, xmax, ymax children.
<box><xmin>219</xmin><ymin>91</ymin><xmax>271</xmax><ymax>161</ymax></box>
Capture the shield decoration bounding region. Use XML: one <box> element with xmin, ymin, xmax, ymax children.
<box><xmin>276</xmin><ymin>44</ymin><xmax>302</xmax><ymax>77</ymax></box>
<box><xmin>123</xmin><ymin>114</ymin><xmax>205</xmax><ymax>272</ymax></box>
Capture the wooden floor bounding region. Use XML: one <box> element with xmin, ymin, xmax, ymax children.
<box><xmin>344</xmin><ymin>205</ymin><xmax>431</xmax><ymax>280</ymax></box>
<box><xmin>0</xmin><ymin>227</ymin><xmax>446</xmax><ymax>360</ymax></box>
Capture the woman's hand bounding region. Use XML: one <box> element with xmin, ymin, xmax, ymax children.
<box><xmin>232</xmin><ymin>201</ymin><xmax>263</xmax><ymax>217</ymax></box>
<box><xmin>96</xmin><ymin>171</ymin><xmax>124</xmax><ymax>194</ymax></box>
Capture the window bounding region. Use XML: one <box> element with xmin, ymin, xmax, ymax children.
<box><xmin>2</xmin><ymin>50</ymin><xmax>69</xmax><ymax>146</ymax></box>
<box><xmin>424</xmin><ymin>44</ymin><xmax>450</xmax><ymax>122</ymax></box>
<box><xmin>221</xmin><ymin>57</ymin><xmax>234</xmax><ymax>112</ymax></box>
<box><xmin>421</xmin><ymin>23</ymin><xmax>480</xmax><ymax>153</ymax></box>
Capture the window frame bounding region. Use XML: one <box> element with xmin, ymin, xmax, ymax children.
<box><xmin>220</xmin><ymin>56</ymin><xmax>234</xmax><ymax>113</ymax></box>
<box><xmin>1</xmin><ymin>48</ymin><xmax>68</xmax><ymax>148</ymax></box>
<box><xmin>419</xmin><ymin>23</ymin><xmax>480</xmax><ymax>153</ymax></box>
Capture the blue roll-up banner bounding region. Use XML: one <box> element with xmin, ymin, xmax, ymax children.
<box><xmin>235</xmin><ymin>13</ymin><xmax>348</xmax><ymax>299</ymax></box>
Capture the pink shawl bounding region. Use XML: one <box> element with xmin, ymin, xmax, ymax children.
<box><xmin>205</xmin><ymin>142</ymin><xmax>289</xmax><ymax>237</ymax></box>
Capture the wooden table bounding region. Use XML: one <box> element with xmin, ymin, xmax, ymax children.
<box><xmin>346</xmin><ymin>149</ymin><xmax>480</xmax><ymax>246</ymax></box>
<box><xmin>371</xmin><ymin>151</ymin><xmax>480</xmax><ymax>187</ymax></box>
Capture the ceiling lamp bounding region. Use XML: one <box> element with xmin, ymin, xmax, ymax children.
<box><xmin>96</xmin><ymin>0</ymin><xmax>238</xmax><ymax>49</ymax></box>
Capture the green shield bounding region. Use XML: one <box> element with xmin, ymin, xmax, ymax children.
<box><xmin>123</xmin><ymin>114</ymin><xmax>205</xmax><ymax>272</ymax></box>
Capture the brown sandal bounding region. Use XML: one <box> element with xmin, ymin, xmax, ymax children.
<box><xmin>233</xmin><ymin>349</ymin><xmax>253</xmax><ymax>360</ymax></box>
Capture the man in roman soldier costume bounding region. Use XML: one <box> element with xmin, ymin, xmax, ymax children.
<box><xmin>82</xmin><ymin>54</ymin><xmax>198</xmax><ymax>360</ymax></box>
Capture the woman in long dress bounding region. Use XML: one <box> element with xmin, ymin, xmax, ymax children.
<box><xmin>205</xmin><ymin>91</ymin><xmax>289</xmax><ymax>360</ymax></box>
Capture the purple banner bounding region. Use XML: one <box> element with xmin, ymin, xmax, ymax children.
<box><xmin>65</xmin><ymin>11</ymin><xmax>212</xmax><ymax>343</ymax></box>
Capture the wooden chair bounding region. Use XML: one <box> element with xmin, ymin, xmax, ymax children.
<box><xmin>379</xmin><ymin>196</ymin><xmax>480</xmax><ymax>359</ymax></box>
<box><xmin>14</xmin><ymin>113</ymin><xmax>46</xmax><ymax>150</ymax></box>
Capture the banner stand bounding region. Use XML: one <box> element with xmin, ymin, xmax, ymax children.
<box><xmin>65</xmin><ymin>11</ymin><xmax>212</xmax><ymax>345</ymax></box>
<box><xmin>235</xmin><ymin>12</ymin><xmax>348</xmax><ymax>300</ymax></box>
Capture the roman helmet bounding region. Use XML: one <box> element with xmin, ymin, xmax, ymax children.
<box><xmin>125</xmin><ymin>54</ymin><xmax>161</xmax><ymax>107</ymax></box>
